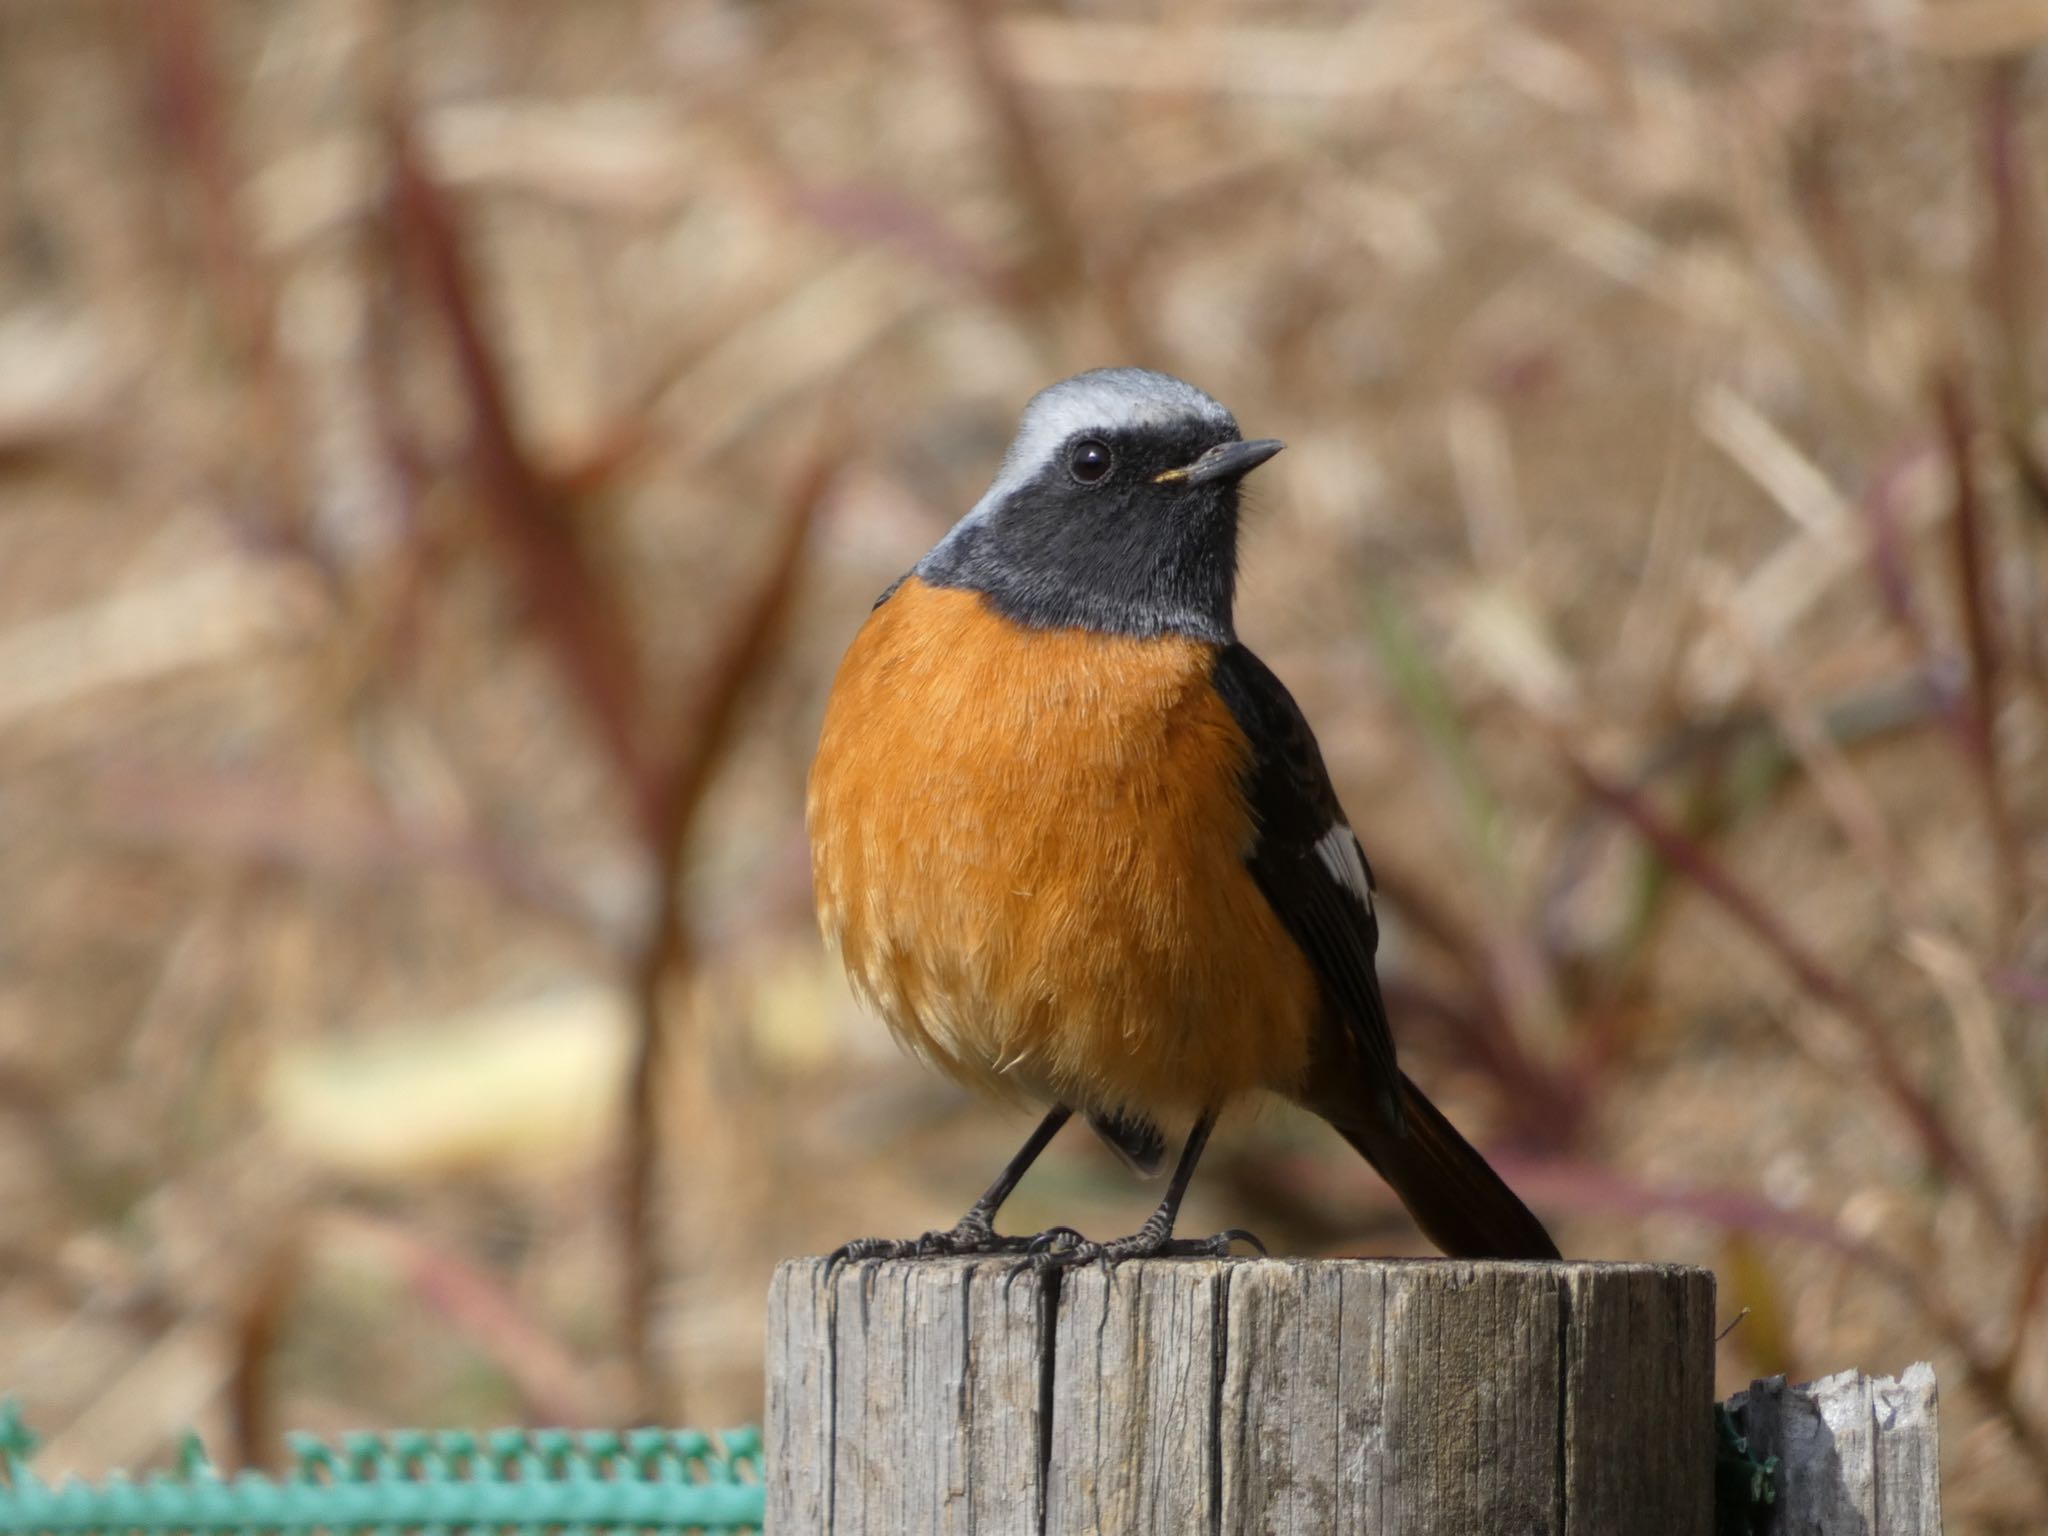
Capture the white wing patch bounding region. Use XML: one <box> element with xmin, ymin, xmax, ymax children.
<box><xmin>1314</xmin><ymin>824</ymin><xmax>1374</xmax><ymax>914</ymax></box>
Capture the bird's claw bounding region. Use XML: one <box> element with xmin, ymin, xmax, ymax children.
<box><xmin>826</xmin><ymin>1218</ymin><xmax>1038</xmax><ymax>1271</ymax></box>
<box><xmin>1027</xmin><ymin>1224</ymin><xmax>1266</xmax><ymax>1273</ymax></box>
<box><xmin>833</xmin><ymin>1219</ymin><xmax>1264</xmax><ymax>1281</ymax></box>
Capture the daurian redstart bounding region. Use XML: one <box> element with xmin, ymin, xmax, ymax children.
<box><xmin>809</xmin><ymin>369</ymin><xmax>1557</xmax><ymax>1266</ymax></box>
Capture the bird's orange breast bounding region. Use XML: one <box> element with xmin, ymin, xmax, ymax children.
<box><xmin>807</xmin><ymin>576</ymin><xmax>1318</xmax><ymax>1123</ymax></box>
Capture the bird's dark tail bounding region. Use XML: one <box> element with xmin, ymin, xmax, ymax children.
<box><xmin>1319</xmin><ymin>1071</ymin><xmax>1559</xmax><ymax>1261</ymax></box>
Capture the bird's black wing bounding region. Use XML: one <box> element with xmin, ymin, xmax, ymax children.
<box><xmin>1210</xmin><ymin>643</ymin><xmax>1402</xmax><ymax>1126</ymax></box>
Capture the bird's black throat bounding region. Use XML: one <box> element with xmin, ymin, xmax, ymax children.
<box><xmin>913</xmin><ymin>421</ymin><xmax>1246</xmax><ymax>643</ymax></box>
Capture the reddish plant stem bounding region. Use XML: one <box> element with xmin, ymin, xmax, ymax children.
<box><xmin>618</xmin><ymin>441</ymin><xmax>837</xmax><ymax>1414</ymax></box>
<box><xmin>226</xmin><ymin>1235</ymin><xmax>302</xmax><ymax>1474</ymax></box>
<box><xmin>1933</xmin><ymin>372</ymin><xmax>2022</xmax><ymax>933</ymax></box>
<box><xmin>385</xmin><ymin>102</ymin><xmax>656</xmax><ymax>832</ymax></box>
<box><xmin>943</xmin><ymin>0</ymin><xmax>1152</xmax><ymax>358</ymax></box>
<box><xmin>1554</xmin><ymin>738</ymin><xmax>2005</xmax><ymax>1230</ymax></box>
<box><xmin>1978</xmin><ymin>61</ymin><xmax>2038</xmax><ymax>422</ymax></box>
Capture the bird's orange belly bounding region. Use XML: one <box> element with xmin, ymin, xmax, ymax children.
<box><xmin>807</xmin><ymin>578</ymin><xmax>1317</xmax><ymax>1122</ymax></box>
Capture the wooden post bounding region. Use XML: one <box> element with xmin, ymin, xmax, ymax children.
<box><xmin>1728</xmin><ymin>1365</ymin><xmax>1941</xmax><ymax>1535</ymax></box>
<box><xmin>767</xmin><ymin>1257</ymin><xmax>1715</xmax><ymax>1534</ymax></box>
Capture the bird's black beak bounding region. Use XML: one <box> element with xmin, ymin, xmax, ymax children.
<box><xmin>1154</xmin><ymin>437</ymin><xmax>1285</xmax><ymax>487</ymax></box>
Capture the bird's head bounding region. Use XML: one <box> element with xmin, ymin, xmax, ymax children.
<box><xmin>915</xmin><ymin>368</ymin><xmax>1283</xmax><ymax>643</ymax></box>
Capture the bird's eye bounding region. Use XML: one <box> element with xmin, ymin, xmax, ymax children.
<box><xmin>1068</xmin><ymin>439</ymin><xmax>1113</xmax><ymax>484</ymax></box>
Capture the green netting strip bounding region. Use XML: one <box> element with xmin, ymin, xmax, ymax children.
<box><xmin>0</xmin><ymin>1404</ymin><xmax>763</xmax><ymax>1534</ymax></box>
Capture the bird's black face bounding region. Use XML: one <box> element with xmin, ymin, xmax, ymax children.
<box><xmin>915</xmin><ymin>370</ymin><xmax>1283</xmax><ymax>643</ymax></box>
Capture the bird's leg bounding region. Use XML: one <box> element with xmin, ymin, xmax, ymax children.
<box><xmin>831</xmin><ymin>1105</ymin><xmax>1073</xmax><ymax>1264</ymax></box>
<box><xmin>1029</xmin><ymin>1111</ymin><xmax>1264</xmax><ymax>1271</ymax></box>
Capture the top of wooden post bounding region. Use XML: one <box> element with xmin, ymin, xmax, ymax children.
<box><xmin>769</xmin><ymin>1255</ymin><xmax>1716</xmax><ymax>1535</ymax></box>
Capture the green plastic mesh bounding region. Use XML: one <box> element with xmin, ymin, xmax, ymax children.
<box><xmin>0</xmin><ymin>1403</ymin><xmax>763</xmax><ymax>1534</ymax></box>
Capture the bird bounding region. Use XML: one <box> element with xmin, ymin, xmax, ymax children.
<box><xmin>807</xmin><ymin>368</ymin><xmax>1558</xmax><ymax>1267</ymax></box>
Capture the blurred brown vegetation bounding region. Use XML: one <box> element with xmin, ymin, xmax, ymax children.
<box><xmin>2</xmin><ymin>0</ymin><xmax>2047</xmax><ymax>1526</ymax></box>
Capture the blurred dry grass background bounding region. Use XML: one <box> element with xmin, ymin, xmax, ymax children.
<box><xmin>2</xmin><ymin>0</ymin><xmax>2046</xmax><ymax>1525</ymax></box>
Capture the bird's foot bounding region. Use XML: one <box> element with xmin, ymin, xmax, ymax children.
<box><xmin>1025</xmin><ymin>1221</ymin><xmax>1266</xmax><ymax>1273</ymax></box>
<box><xmin>827</xmin><ymin>1213</ymin><xmax>1037</xmax><ymax>1268</ymax></box>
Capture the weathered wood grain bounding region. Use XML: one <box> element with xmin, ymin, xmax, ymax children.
<box><xmin>1728</xmin><ymin>1363</ymin><xmax>1941</xmax><ymax>1535</ymax></box>
<box><xmin>1559</xmin><ymin>1263</ymin><xmax>1719</xmax><ymax>1534</ymax></box>
<box><xmin>1214</xmin><ymin>1259</ymin><xmax>1565</xmax><ymax>1532</ymax></box>
<box><xmin>767</xmin><ymin>1257</ymin><xmax>1049</xmax><ymax>1535</ymax></box>
<box><xmin>768</xmin><ymin>1257</ymin><xmax>1715</xmax><ymax>1533</ymax></box>
<box><xmin>1045</xmin><ymin>1261</ymin><xmax>1225</xmax><ymax>1532</ymax></box>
